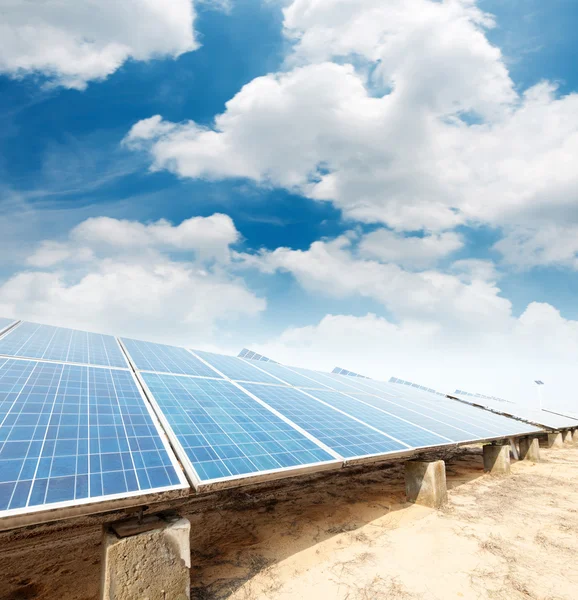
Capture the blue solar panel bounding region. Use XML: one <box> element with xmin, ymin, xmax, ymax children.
<box><xmin>0</xmin><ymin>322</ymin><xmax>128</xmax><ymax>369</ymax></box>
<box><xmin>303</xmin><ymin>389</ymin><xmax>451</xmax><ymax>447</ymax></box>
<box><xmin>121</xmin><ymin>338</ymin><xmax>221</xmax><ymax>378</ymax></box>
<box><xmin>192</xmin><ymin>351</ymin><xmax>284</xmax><ymax>385</ymax></box>
<box><xmin>241</xmin><ymin>383</ymin><xmax>408</xmax><ymax>459</ymax></box>
<box><xmin>372</xmin><ymin>388</ymin><xmax>536</xmax><ymax>437</ymax></box>
<box><xmin>0</xmin><ymin>358</ymin><xmax>187</xmax><ymax>516</ymax></box>
<box><xmin>139</xmin><ymin>373</ymin><xmax>336</xmax><ymax>483</ymax></box>
<box><xmin>240</xmin><ymin>361</ymin><xmax>334</xmax><ymax>389</ymax></box>
<box><xmin>279</xmin><ymin>366</ymin><xmax>364</xmax><ymax>393</ymax></box>
<box><xmin>0</xmin><ymin>318</ymin><xmax>15</xmax><ymax>334</ymax></box>
<box><xmin>338</xmin><ymin>391</ymin><xmax>478</xmax><ymax>442</ymax></box>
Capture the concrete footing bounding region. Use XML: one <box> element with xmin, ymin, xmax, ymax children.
<box><xmin>547</xmin><ymin>432</ymin><xmax>564</xmax><ymax>448</ymax></box>
<box><xmin>573</xmin><ymin>429</ymin><xmax>578</xmax><ymax>444</ymax></box>
<box><xmin>405</xmin><ymin>460</ymin><xmax>448</xmax><ymax>509</ymax></box>
<box><xmin>483</xmin><ymin>444</ymin><xmax>511</xmax><ymax>475</ymax></box>
<box><xmin>101</xmin><ymin>513</ymin><xmax>191</xmax><ymax>600</ymax></box>
<box><xmin>563</xmin><ymin>430</ymin><xmax>573</xmax><ymax>445</ymax></box>
<box><xmin>518</xmin><ymin>437</ymin><xmax>540</xmax><ymax>462</ymax></box>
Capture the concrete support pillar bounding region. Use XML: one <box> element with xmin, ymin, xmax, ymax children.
<box><xmin>405</xmin><ymin>460</ymin><xmax>448</xmax><ymax>509</ymax></box>
<box><xmin>101</xmin><ymin>513</ymin><xmax>190</xmax><ymax>600</ymax></box>
<box><xmin>519</xmin><ymin>437</ymin><xmax>540</xmax><ymax>462</ymax></box>
<box><xmin>483</xmin><ymin>444</ymin><xmax>511</xmax><ymax>475</ymax></box>
<box><xmin>573</xmin><ymin>429</ymin><xmax>578</xmax><ymax>444</ymax></box>
<box><xmin>547</xmin><ymin>432</ymin><xmax>564</xmax><ymax>448</ymax></box>
<box><xmin>509</xmin><ymin>438</ymin><xmax>519</xmax><ymax>460</ymax></box>
<box><xmin>563</xmin><ymin>430</ymin><xmax>573</xmax><ymax>445</ymax></box>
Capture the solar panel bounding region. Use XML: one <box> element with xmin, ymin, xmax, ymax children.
<box><xmin>0</xmin><ymin>322</ymin><xmax>128</xmax><ymax>369</ymax></box>
<box><xmin>138</xmin><ymin>373</ymin><xmax>338</xmax><ymax>487</ymax></box>
<box><xmin>332</xmin><ymin>367</ymin><xmax>369</xmax><ymax>378</ymax></box>
<box><xmin>238</xmin><ymin>360</ymin><xmax>334</xmax><ymax>389</ymax></box>
<box><xmin>0</xmin><ymin>358</ymin><xmax>187</xmax><ymax>520</ymax></box>
<box><xmin>280</xmin><ymin>366</ymin><xmax>370</xmax><ymax>393</ymax></box>
<box><xmin>192</xmin><ymin>351</ymin><xmax>284</xmax><ymax>385</ymax></box>
<box><xmin>237</xmin><ymin>348</ymin><xmax>277</xmax><ymax>363</ymax></box>
<box><xmin>0</xmin><ymin>318</ymin><xmax>16</xmax><ymax>335</ymax></box>
<box><xmin>302</xmin><ymin>389</ymin><xmax>451</xmax><ymax>448</ymax></box>
<box><xmin>451</xmin><ymin>391</ymin><xmax>578</xmax><ymax>430</ymax></box>
<box><xmin>120</xmin><ymin>338</ymin><xmax>220</xmax><ymax>378</ymax></box>
<box><xmin>240</xmin><ymin>383</ymin><xmax>409</xmax><ymax>459</ymax></box>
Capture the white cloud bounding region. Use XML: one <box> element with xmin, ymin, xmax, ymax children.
<box><xmin>358</xmin><ymin>230</ymin><xmax>463</xmax><ymax>269</ymax></box>
<box><xmin>3</xmin><ymin>214</ymin><xmax>264</xmax><ymax>344</ymax></box>
<box><xmin>0</xmin><ymin>0</ymin><xmax>198</xmax><ymax>89</ymax></box>
<box><xmin>237</xmin><ymin>234</ymin><xmax>511</xmax><ymax>331</ymax></box>
<box><xmin>125</xmin><ymin>0</ymin><xmax>578</xmax><ymax>269</ymax></box>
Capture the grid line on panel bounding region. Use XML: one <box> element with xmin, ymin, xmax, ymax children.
<box><xmin>304</xmin><ymin>389</ymin><xmax>453</xmax><ymax>447</ymax></box>
<box><xmin>191</xmin><ymin>350</ymin><xmax>285</xmax><ymax>385</ymax></box>
<box><xmin>0</xmin><ymin>322</ymin><xmax>128</xmax><ymax>369</ymax></box>
<box><xmin>120</xmin><ymin>338</ymin><xmax>221</xmax><ymax>378</ymax></box>
<box><xmin>139</xmin><ymin>373</ymin><xmax>335</xmax><ymax>483</ymax></box>
<box><xmin>0</xmin><ymin>359</ymin><xmax>184</xmax><ymax>515</ymax></box>
<box><xmin>339</xmin><ymin>391</ymin><xmax>479</xmax><ymax>442</ymax></box>
<box><xmin>239</xmin><ymin>360</ymin><xmax>335</xmax><ymax>390</ymax></box>
<box><xmin>241</xmin><ymin>383</ymin><xmax>409</xmax><ymax>459</ymax></box>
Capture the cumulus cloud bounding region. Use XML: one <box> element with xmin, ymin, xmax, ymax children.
<box><xmin>236</xmin><ymin>233</ymin><xmax>511</xmax><ymax>331</ymax></box>
<box><xmin>3</xmin><ymin>214</ymin><xmax>264</xmax><ymax>344</ymax></box>
<box><xmin>125</xmin><ymin>0</ymin><xmax>578</xmax><ymax>269</ymax></box>
<box><xmin>0</xmin><ymin>0</ymin><xmax>198</xmax><ymax>89</ymax></box>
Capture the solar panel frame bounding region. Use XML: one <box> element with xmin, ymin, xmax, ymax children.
<box><xmin>135</xmin><ymin>372</ymin><xmax>342</xmax><ymax>492</ymax></box>
<box><xmin>450</xmin><ymin>392</ymin><xmax>578</xmax><ymax>430</ymax></box>
<box><xmin>0</xmin><ymin>322</ymin><xmax>130</xmax><ymax>370</ymax></box>
<box><xmin>0</xmin><ymin>318</ymin><xmax>18</xmax><ymax>337</ymax></box>
<box><xmin>119</xmin><ymin>338</ymin><xmax>222</xmax><ymax>379</ymax></box>
<box><xmin>0</xmin><ymin>356</ymin><xmax>189</xmax><ymax>529</ymax></box>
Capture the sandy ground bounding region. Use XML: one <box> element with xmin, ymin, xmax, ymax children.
<box><xmin>1</xmin><ymin>442</ymin><xmax>577</xmax><ymax>600</ymax></box>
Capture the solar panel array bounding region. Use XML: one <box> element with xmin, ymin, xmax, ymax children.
<box><xmin>1</xmin><ymin>319</ymin><xmax>552</xmax><ymax>526</ymax></box>
<box><xmin>451</xmin><ymin>389</ymin><xmax>578</xmax><ymax>430</ymax></box>
<box><xmin>332</xmin><ymin>367</ymin><xmax>369</xmax><ymax>378</ymax></box>
<box><xmin>0</xmin><ymin>322</ymin><xmax>188</xmax><ymax>523</ymax></box>
<box><xmin>120</xmin><ymin>338</ymin><xmax>542</xmax><ymax>492</ymax></box>
<box><xmin>390</xmin><ymin>376</ymin><xmax>445</xmax><ymax>396</ymax></box>
<box><xmin>238</xmin><ymin>348</ymin><xmax>277</xmax><ymax>363</ymax></box>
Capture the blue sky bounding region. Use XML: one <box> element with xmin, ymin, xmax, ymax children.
<box><xmin>1</xmin><ymin>0</ymin><xmax>577</xmax><ymax>409</ymax></box>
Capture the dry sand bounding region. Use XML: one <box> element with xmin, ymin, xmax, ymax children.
<box><xmin>1</xmin><ymin>443</ymin><xmax>577</xmax><ymax>600</ymax></box>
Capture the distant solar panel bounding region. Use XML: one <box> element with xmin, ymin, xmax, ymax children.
<box><xmin>451</xmin><ymin>390</ymin><xmax>578</xmax><ymax>430</ymax></box>
<box><xmin>240</xmin><ymin>383</ymin><xmax>408</xmax><ymax>459</ymax></box>
<box><xmin>238</xmin><ymin>360</ymin><xmax>334</xmax><ymax>389</ymax></box>
<box><xmin>121</xmin><ymin>338</ymin><xmax>220</xmax><ymax>378</ymax></box>
<box><xmin>238</xmin><ymin>348</ymin><xmax>277</xmax><ymax>363</ymax></box>
<box><xmin>0</xmin><ymin>318</ymin><xmax>16</xmax><ymax>335</ymax></box>
<box><xmin>280</xmin><ymin>367</ymin><xmax>370</xmax><ymax>394</ymax></box>
<box><xmin>192</xmin><ymin>351</ymin><xmax>284</xmax><ymax>385</ymax></box>
<box><xmin>332</xmin><ymin>367</ymin><xmax>369</xmax><ymax>378</ymax></box>
<box><xmin>0</xmin><ymin>322</ymin><xmax>128</xmax><ymax>369</ymax></box>
<box><xmin>0</xmin><ymin>358</ymin><xmax>187</xmax><ymax>519</ymax></box>
<box><xmin>303</xmin><ymin>389</ymin><xmax>451</xmax><ymax>448</ymax></box>
<box><xmin>139</xmin><ymin>373</ymin><xmax>338</xmax><ymax>487</ymax></box>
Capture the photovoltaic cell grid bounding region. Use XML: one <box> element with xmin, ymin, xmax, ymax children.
<box><xmin>238</xmin><ymin>348</ymin><xmax>277</xmax><ymax>363</ymax></box>
<box><xmin>140</xmin><ymin>373</ymin><xmax>335</xmax><ymax>482</ymax></box>
<box><xmin>0</xmin><ymin>358</ymin><xmax>185</xmax><ymax>515</ymax></box>
<box><xmin>121</xmin><ymin>338</ymin><xmax>220</xmax><ymax>378</ymax></box>
<box><xmin>240</xmin><ymin>383</ymin><xmax>408</xmax><ymax>459</ymax></box>
<box><xmin>304</xmin><ymin>389</ymin><xmax>450</xmax><ymax>447</ymax></box>
<box><xmin>0</xmin><ymin>322</ymin><xmax>128</xmax><ymax>369</ymax></box>
<box><xmin>192</xmin><ymin>350</ymin><xmax>284</xmax><ymax>385</ymax></box>
<box><xmin>239</xmin><ymin>360</ymin><xmax>335</xmax><ymax>389</ymax></box>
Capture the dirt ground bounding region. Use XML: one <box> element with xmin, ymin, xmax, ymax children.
<box><xmin>1</xmin><ymin>442</ymin><xmax>577</xmax><ymax>600</ymax></box>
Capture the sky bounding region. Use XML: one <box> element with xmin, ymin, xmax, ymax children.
<box><xmin>0</xmin><ymin>0</ymin><xmax>577</xmax><ymax>413</ymax></box>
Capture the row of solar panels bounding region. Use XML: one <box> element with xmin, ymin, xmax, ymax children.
<box><xmin>0</xmin><ymin>318</ymin><xmax>574</xmax><ymax>528</ymax></box>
